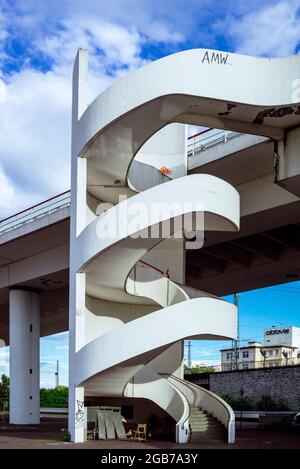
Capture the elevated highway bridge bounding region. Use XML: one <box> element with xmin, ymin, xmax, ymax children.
<box><xmin>1</xmin><ymin>48</ymin><xmax>300</xmax><ymax>443</ymax></box>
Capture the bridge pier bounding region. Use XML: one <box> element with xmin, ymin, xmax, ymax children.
<box><xmin>9</xmin><ymin>289</ymin><xmax>40</xmax><ymax>424</ymax></box>
<box><xmin>68</xmin><ymin>385</ymin><xmax>85</xmax><ymax>443</ymax></box>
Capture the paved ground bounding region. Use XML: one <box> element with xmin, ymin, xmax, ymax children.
<box><xmin>0</xmin><ymin>417</ymin><xmax>299</xmax><ymax>449</ymax></box>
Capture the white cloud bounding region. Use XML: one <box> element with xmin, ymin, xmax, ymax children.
<box><xmin>0</xmin><ymin>7</ymin><xmax>8</xmax><ymax>62</ymax></box>
<box><xmin>0</xmin><ymin>164</ymin><xmax>37</xmax><ymax>218</ymax></box>
<box><xmin>218</xmin><ymin>1</ymin><xmax>300</xmax><ymax>56</ymax></box>
<box><xmin>55</xmin><ymin>345</ymin><xmax>68</xmax><ymax>351</ymax></box>
<box><xmin>0</xmin><ymin>8</ymin><xmax>7</xmax><ymax>41</ymax></box>
<box><xmin>0</xmin><ymin>9</ymin><xmax>183</xmax><ymax>218</ymax></box>
<box><xmin>0</xmin><ymin>78</ymin><xmax>7</xmax><ymax>102</ymax></box>
<box><xmin>40</xmin><ymin>354</ymin><xmax>68</xmax><ymax>387</ymax></box>
<box><xmin>142</xmin><ymin>20</ymin><xmax>184</xmax><ymax>43</ymax></box>
<box><xmin>0</xmin><ymin>19</ymin><xmax>125</xmax><ymax>219</ymax></box>
<box><xmin>0</xmin><ymin>347</ymin><xmax>9</xmax><ymax>375</ymax></box>
<box><xmin>4</xmin><ymin>0</ymin><xmax>191</xmax><ymax>46</ymax></box>
<box><xmin>36</xmin><ymin>16</ymin><xmax>147</xmax><ymax>100</ymax></box>
<box><xmin>0</xmin><ymin>68</ymin><xmax>72</xmax><ymax>215</ymax></box>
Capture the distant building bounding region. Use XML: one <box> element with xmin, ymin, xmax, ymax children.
<box><xmin>220</xmin><ymin>340</ymin><xmax>299</xmax><ymax>371</ymax></box>
<box><xmin>263</xmin><ymin>326</ymin><xmax>300</xmax><ymax>350</ymax></box>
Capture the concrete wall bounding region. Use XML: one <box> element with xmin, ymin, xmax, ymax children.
<box><xmin>209</xmin><ymin>365</ymin><xmax>300</xmax><ymax>410</ymax></box>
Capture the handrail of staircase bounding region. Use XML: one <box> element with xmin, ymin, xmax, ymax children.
<box><xmin>166</xmin><ymin>377</ymin><xmax>190</xmax><ymax>444</ymax></box>
<box><xmin>138</xmin><ymin>259</ymin><xmax>170</xmax><ymax>278</ymax></box>
<box><xmin>167</xmin><ymin>374</ymin><xmax>235</xmax><ymax>444</ymax></box>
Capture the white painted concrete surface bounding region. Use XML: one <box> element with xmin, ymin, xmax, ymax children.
<box><xmin>69</xmin><ymin>48</ymin><xmax>242</xmax><ymax>444</ymax></box>
<box><xmin>9</xmin><ymin>290</ymin><xmax>40</xmax><ymax>424</ymax></box>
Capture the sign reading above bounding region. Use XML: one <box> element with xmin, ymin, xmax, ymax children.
<box><xmin>266</xmin><ymin>329</ymin><xmax>290</xmax><ymax>335</ymax></box>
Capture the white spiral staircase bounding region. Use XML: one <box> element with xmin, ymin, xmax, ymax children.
<box><xmin>68</xmin><ymin>48</ymin><xmax>248</xmax><ymax>444</ymax></box>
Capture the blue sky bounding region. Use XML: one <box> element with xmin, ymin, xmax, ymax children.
<box><xmin>187</xmin><ymin>282</ymin><xmax>300</xmax><ymax>369</ymax></box>
<box><xmin>1</xmin><ymin>0</ymin><xmax>300</xmax><ymax>386</ymax></box>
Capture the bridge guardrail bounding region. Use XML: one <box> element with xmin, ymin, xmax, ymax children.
<box><xmin>0</xmin><ymin>190</ymin><xmax>71</xmax><ymax>235</ymax></box>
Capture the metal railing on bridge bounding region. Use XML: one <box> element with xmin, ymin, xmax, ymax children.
<box><xmin>0</xmin><ymin>190</ymin><xmax>71</xmax><ymax>235</ymax></box>
<box><xmin>187</xmin><ymin>128</ymin><xmax>241</xmax><ymax>158</ymax></box>
<box><xmin>0</xmin><ymin>128</ymin><xmax>242</xmax><ymax>235</ymax></box>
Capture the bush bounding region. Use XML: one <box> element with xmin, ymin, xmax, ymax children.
<box><xmin>61</xmin><ymin>429</ymin><xmax>71</xmax><ymax>441</ymax></box>
<box><xmin>0</xmin><ymin>375</ymin><xmax>68</xmax><ymax>409</ymax></box>
<box><xmin>0</xmin><ymin>374</ymin><xmax>9</xmax><ymax>409</ymax></box>
<box><xmin>220</xmin><ymin>393</ymin><xmax>255</xmax><ymax>410</ymax></box>
<box><xmin>40</xmin><ymin>386</ymin><xmax>68</xmax><ymax>408</ymax></box>
<box><xmin>256</xmin><ymin>397</ymin><xmax>289</xmax><ymax>411</ymax></box>
<box><xmin>220</xmin><ymin>392</ymin><xmax>291</xmax><ymax>411</ymax></box>
<box><xmin>184</xmin><ymin>365</ymin><xmax>215</xmax><ymax>375</ymax></box>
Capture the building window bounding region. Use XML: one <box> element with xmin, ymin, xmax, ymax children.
<box><xmin>226</xmin><ymin>352</ymin><xmax>232</xmax><ymax>360</ymax></box>
<box><xmin>275</xmin><ymin>349</ymin><xmax>279</xmax><ymax>356</ymax></box>
<box><xmin>242</xmin><ymin>363</ymin><xmax>248</xmax><ymax>369</ymax></box>
<box><xmin>242</xmin><ymin>351</ymin><xmax>249</xmax><ymax>359</ymax></box>
<box><xmin>269</xmin><ymin>350</ymin><xmax>273</xmax><ymax>356</ymax></box>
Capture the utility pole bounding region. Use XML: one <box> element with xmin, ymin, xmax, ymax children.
<box><xmin>55</xmin><ymin>360</ymin><xmax>59</xmax><ymax>388</ymax></box>
<box><xmin>187</xmin><ymin>341</ymin><xmax>192</xmax><ymax>367</ymax></box>
<box><xmin>231</xmin><ymin>293</ymin><xmax>240</xmax><ymax>370</ymax></box>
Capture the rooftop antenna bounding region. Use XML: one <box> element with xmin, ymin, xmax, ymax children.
<box><xmin>231</xmin><ymin>293</ymin><xmax>240</xmax><ymax>370</ymax></box>
<box><xmin>187</xmin><ymin>341</ymin><xmax>192</xmax><ymax>367</ymax></box>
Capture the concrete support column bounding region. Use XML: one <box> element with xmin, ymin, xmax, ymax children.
<box><xmin>9</xmin><ymin>289</ymin><xmax>40</xmax><ymax>424</ymax></box>
<box><xmin>68</xmin><ymin>272</ymin><xmax>86</xmax><ymax>442</ymax></box>
<box><xmin>68</xmin><ymin>385</ymin><xmax>85</xmax><ymax>443</ymax></box>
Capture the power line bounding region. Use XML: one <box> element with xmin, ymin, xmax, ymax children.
<box><xmin>239</xmin><ymin>296</ymin><xmax>290</xmax><ymax>327</ymax></box>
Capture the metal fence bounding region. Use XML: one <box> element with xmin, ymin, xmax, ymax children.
<box><xmin>0</xmin><ymin>190</ymin><xmax>71</xmax><ymax>235</ymax></box>
<box><xmin>187</xmin><ymin>128</ymin><xmax>240</xmax><ymax>158</ymax></box>
<box><xmin>221</xmin><ymin>357</ymin><xmax>300</xmax><ymax>372</ymax></box>
<box><xmin>184</xmin><ymin>357</ymin><xmax>300</xmax><ymax>374</ymax></box>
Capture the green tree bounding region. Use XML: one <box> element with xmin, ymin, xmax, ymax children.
<box><xmin>220</xmin><ymin>393</ymin><xmax>290</xmax><ymax>411</ymax></box>
<box><xmin>0</xmin><ymin>376</ymin><xmax>69</xmax><ymax>409</ymax></box>
<box><xmin>220</xmin><ymin>393</ymin><xmax>255</xmax><ymax>410</ymax></box>
<box><xmin>184</xmin><ymin>364</ymin><xmax>215</xmax><ymax>375</ymax></box>
<box><xmin>40</xmin><ymin>386</ymin><xmax>68</xmax><ymax>408</ymax></box>
<box><xmin>0</xmin><ymin>374</ymin><xmax>9</xmax><ymax>408</ymax></box>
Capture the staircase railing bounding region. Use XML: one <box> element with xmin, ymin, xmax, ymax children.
<box><xmin>167</xmin><ymin>378</ymin><xmax>190</xmax><ymax>443</ymax></box>
<box><xmin>128</xmin><ymin>261</ymin><xmax>189</xmax><ymax>308</ymax></box>
<box><xmin>166</xmin><ymin>374</ymin><xmax>235</xmax><ymax>444</ymax></box>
